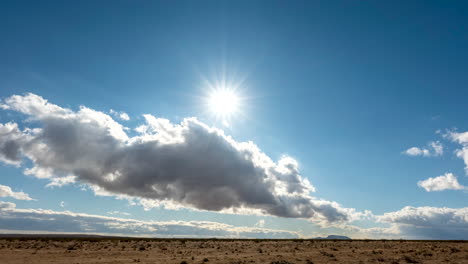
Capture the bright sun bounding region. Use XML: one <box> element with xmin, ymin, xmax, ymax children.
<box><xmin>208</xmin><ymin>89</ymin><xmax>240</xmax><ymax>117</ymax></box>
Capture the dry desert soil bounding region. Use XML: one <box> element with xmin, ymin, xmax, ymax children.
<box><xmin>0</xmin><ymin>237</ymin><xmax>467</xmax><ymax>264</ymax></box>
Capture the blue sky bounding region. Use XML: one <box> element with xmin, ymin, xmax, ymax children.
<box><xmin>0</xmin><ymin>1</ymin><xmax>467</xmax><ymax>239</ymax></box>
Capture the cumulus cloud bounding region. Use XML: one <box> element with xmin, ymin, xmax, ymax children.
<box><xmin>110</xmin><ymin>109</ymin><xmax>130</xmax><ymax>121</ymax></box>
<box><xmin>445</xmin><ymin>130</ymin><xmax>468</xmax><ymax>175</ymax></box>
<box><xmin>403</xmin><ymin>141</ymin><xmax>443</xmax><ymax>157</ymax></box>
<box><xmin>0</xmin><ymin>184</ymin><xmax>34</xmax><ymax>200</ymax></box>
<box><xmin>0</xmin><ymin>202</ymin><xmax>298</xmax><ymax>238</ymax></box>
<box><xmin>0</xmin><ymin>93</ymin><xmax>355</xmax><ymax>224</ymax></box>
<box><xmin>417</xmin><ymin>173</ymin><xmax>467</xmax><ymax>192</ymax></box>
<box><xmin>376</xmin><ymin>206</ymin><xmax>468</xmax><ymax>240</ymax></box>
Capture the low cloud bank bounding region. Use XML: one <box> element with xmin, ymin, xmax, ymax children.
<box><xmin>376</xmin><ymin>206</ymin><xmax>468</xmax><ymax>240</ymax></box>
<box><xmin>1</xmin><ymin>201</ymin><xmax>466</xmax><ymax>239</ymax></box>
<box><xmin>0</xmin><ymin>201</ymin><xmax>298</xmax><ymax>238</ymax></box>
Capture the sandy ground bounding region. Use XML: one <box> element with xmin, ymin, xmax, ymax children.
<box><xmin>0</xmin><ymin>238</ymin><xmax>467</xmax><ymax>264</ymax></box>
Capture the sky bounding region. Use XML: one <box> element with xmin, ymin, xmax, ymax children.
<box><xmin>0</xmin><ymin>0</ymin><xmax>467</xmax><ymax>240</ymax></box>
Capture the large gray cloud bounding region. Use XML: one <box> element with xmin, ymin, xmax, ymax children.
<box><xmin>0</xmin><ymin>201</ymin><xmax>297</xmax><ymax>238</ymax></box>
<box><xmin>0</xmin><ymin>93</ymin><xmax>355</xmax><ymax>224</ymax></box>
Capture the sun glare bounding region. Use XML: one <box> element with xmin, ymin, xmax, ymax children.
<box><xmin>208</xmin><ymin>89</ymin><xmax>240</xmax><ymax>117</ymax></box>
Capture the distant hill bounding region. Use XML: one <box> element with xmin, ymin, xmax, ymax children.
<box><xmin>313</xmin><ymin>235</ymin><xmax>351</xmax><ymax>240</ymax></box>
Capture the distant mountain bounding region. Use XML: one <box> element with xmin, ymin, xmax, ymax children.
<box><xmin>313</xmin><ymin>235</ymin><xmax>351</xmax><ymax>240</ymax></box>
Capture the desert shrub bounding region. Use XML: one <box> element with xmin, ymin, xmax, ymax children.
<box><xmin>401</xmin><ymin>255</ymin><xmax>419</xmax><ymax>263</ymax></box>
<box><xmin>67</xmin><ymin>244</ymin><xmax>77</xmax><ymax>250</ymax></box>
<box><xmin>320</xmin><ymin>251</ymin><xmax>334</xmax><ymax>257</ymax></box>
<box><xmin>271</xmin><ymin>261</ymin><xmax>295</xmax><ymax>264</ymax></box>
<box><xmin>180</xmin><ymin>261</ymin><xmax>188</xmax><ymax>264</ymax></box>
<box><xmin>203</xmin><ymin>257</ymin><xmax>209</xmax><ymax>262</ymax></box>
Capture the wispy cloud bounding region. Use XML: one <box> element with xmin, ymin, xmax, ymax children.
<box><xmin>255</xmin><ymin>219</ymin><xmax>265</xmax><ymax>228</ymax></box>
<box><xmin>0</xmin><ymin>184</ymin><xmax>34</xmax><ymax>201</ymax></box>
<box><xmin>107</xmin><ymin>211</ymin><xmax>131</xmax><ymax>216</ymax></box>
<box><xmin>417</xmin><ymin>173</ymin><xmax>467</xmax><ymax>192</ymax></box>
<box><xmin>0</xmin><ymin>93</ymin><xmax>356</xmax><ymax>224</ymax></box>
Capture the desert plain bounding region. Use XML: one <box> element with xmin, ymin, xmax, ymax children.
<box><xmin>0</xmin><ymin>237</ymin><xmax>466</xmax><ymax>264</ymax></box>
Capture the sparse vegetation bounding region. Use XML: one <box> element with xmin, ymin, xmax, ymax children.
<box><xmin>0</xmin><ymin>237</ymin><xmax>466</xmax><ymax>264</ymax></box>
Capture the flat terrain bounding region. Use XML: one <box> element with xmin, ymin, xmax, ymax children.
<box><xmin>0</xmin><ymin>238</ymin><xmax>467</xmax><ymax>264</ymax></box>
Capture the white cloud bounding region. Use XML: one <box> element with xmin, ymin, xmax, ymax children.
<box><xmin>0</xmin><ymin>93</ymin><xmax>355</xmax><ymax>224</ymax></box>
<box><xmin>417</xmin><ymin>173</ymin><xmax>467</xmax><ymax>192</ymax></box>
<box><xmin>0</xmin><ymin>184</ymin><xmax>34</xmax><ymax>201</ymax></box>
<box><xmin>445</xmin><ymin>130</ymin><xmax>468</xmax><ymax>175</ymax></box>
<box><xmin>431</xmin><ymin>141</ymin><xmax>444</xmax><ymax>156</ymax></box>
<box><xmin>404</xmin><ymin>147</ymin><xmax>429</xmax><ymax>156</ymax></box>
<box><xmin>403</xmin><ymin>141</ymin><xmax>443</xmax><ymax>157</ymax></box>
<box><xmin>110</xmin><ymin>109</ymin><xmax>130</xmax><ymax>121</ymax></box>
<box><xmin>0</xmin><ymin>202</ymin><xmax>298</xmax><ymax>238</ymax></box>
